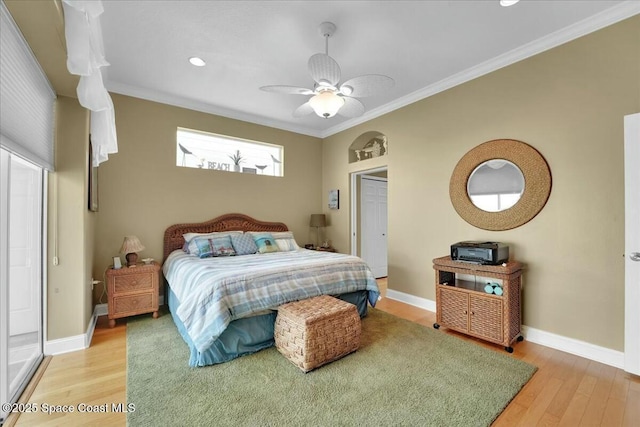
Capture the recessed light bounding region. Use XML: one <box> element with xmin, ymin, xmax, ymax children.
<box><xmin>500</xmin><ymin>0</ymin><xmax>520</xmax><ymax>6</ymax></box>
<box><xmin>189</xmin><ymin>57</ymin><xmax>206</xmax><ymax>67</ymax></box>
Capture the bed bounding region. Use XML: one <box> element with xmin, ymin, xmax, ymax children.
<box><xmin>162</xmin><ymin>213</ymin><xmax>380</xmax><ymax>367</ymax></box>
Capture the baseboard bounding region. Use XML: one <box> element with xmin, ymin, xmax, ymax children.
<box><xmin>385</xmin><ymin>288</ymin><xmax>436</xmax><ymax>312</ymax></box>
<box><xmin>522</xmin><ymin>325</ymin><xmax>625</xmax><ymax>369</ymax></box>
<box><xmin>45</xmin><ymin>296</ymin><xmax>167</xmax><ymax>356</ymax></box>
<box><xmin>385</xmin><ymin>288</ymin><xmax>624</xmax><ymax>369</ymax></box>
<box><xmin>44</xmin><ymin>304</ymin><xmax>100</xmax><ymax>356</ymax></box>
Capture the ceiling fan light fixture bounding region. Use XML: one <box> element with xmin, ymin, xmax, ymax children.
<box><xmin>309</xmin><ymin>91</ymin><xmax>345</xmax><ymax>118</ymax></box>
<box><xmin>500</xmin><ymin>0</ymin><xmax>520</xmax><ymax>6</ymax></box>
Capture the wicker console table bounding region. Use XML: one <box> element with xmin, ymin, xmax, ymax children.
<box><xmin>432</xmin><ymin>256</ymin><xmax>523</xmax><ymax>352</ymax></box>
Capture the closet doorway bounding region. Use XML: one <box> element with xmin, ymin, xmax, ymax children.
<box><xmin>350</xmin><ymin>167</ymin><xmax>388</xmax><ymax>278</ymax></box>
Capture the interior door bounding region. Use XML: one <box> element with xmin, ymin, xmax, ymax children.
<box><xmin>361</xmin><ymin>177</ymin><xmax>388</xmax><ymax>278</ymax></box>
<box><xmin>624</xmin><ymin>112</ymin><xmax>640</xmax><ymax>375</ymax></box>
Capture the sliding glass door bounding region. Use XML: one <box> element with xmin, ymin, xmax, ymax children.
<box><xmin>0</xmin><ymin>148</ymin><xmax>44</xmax><ymax>423</ymax></box>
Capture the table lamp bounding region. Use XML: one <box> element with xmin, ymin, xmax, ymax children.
<box><xmin>120</xmin><ymin>236</ymin><xmax>145</xmax><ymax>267</ymax></box>
<box><xmin>309</xmin><ymin>214</ymin><xmax>326</xmax><ymax>248</ymax></box>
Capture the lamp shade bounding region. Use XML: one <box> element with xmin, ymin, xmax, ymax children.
<box><xmin>120</xmin><ymin>236</ymin><xmax>145</xmax><ymax>254</ymax></box>
<box><xmin>309</xmin><ymin>214</ymin><xmax>326</xmax><ymax>227</ymax></box>
<box><xmin>309</xmin><ymin>91</ymin><xmax>345</xmax><ymax>118</ymax></box>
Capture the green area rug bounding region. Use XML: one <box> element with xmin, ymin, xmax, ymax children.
<box><xmin>127</xmin><ymin>308</ymin><xmax>536</xmax><ymax>426</ymax></box>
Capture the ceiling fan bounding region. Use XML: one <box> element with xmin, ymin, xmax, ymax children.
<box><xmin>260</xmin><ymin>22</ymin><xmax>394</xmax><ymax>119</ymax></box>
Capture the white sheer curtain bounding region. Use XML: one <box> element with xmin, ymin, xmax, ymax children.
<box><xmin>62</xmin><ymin>0</ymin><xmax>117</xmax><ymax>166</ymax></box>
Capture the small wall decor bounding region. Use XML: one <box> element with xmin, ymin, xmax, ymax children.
<box><xmin>328</xmin><ymin>189</ymin><xmax>339</xmax><ymax>209</ymax></box>
<box><xmin>349</xmin><ymin>131</ymin><xmax>388</xmax><ymax>164</ymax></box>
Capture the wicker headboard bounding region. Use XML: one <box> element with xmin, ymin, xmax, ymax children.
<box><xmin>162</xmin><ymin>213</ymin><xmax>288</xmax><ymax>262</ymax></box>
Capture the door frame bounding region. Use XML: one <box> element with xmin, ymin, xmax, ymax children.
<box><xmin>624</xmin><ymin>112</ymin><xmax>640</xmax><ymax>375</ymax></box>
<box><xmin>350</xmin><ymin>166</ymin><xmax>388</xmax><ymax>256</ymax></box>
<box><xmin>0</xmin><ymin>149</ymin><xmax>46</xmax><ymax>423</ymax></box>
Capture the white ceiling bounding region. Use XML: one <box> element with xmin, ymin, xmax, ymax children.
<box><xmin>100</xmin><ymin>1</ymin><xmax>638</xmax><ymax>138</ymax></box>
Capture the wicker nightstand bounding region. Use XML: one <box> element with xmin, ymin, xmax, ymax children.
<box><xmin>106</xmin><ymin>262</ymin><xmax>160</xmax><ymax>327</ymax></box>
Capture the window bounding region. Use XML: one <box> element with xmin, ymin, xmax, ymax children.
<box><xmin>176</xmin><ymin>128</ymin><xmax>283</xmax><ymax>177</ymax></box>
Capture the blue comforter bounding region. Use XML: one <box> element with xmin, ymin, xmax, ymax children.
<box><xmin>163</xmin><ymin>249</ymin><xmax>380</xmax><ymax>354</ymax></box>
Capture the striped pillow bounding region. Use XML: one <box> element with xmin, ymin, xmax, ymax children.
<box><xmin>271</xmin><ymin>231</ymin><xmax>300</xmax><ymax>251</ymax></box>
<box><xmin>275</xmin><ymin>238</ymin><xmax>299</xmax><ymax>252</ymax></box>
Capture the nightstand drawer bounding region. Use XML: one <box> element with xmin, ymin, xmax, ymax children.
<box><xmin>113</xmin><ymin>272</ymin><xmax>153</xmax><ymax>293</ymax></box>
<box><xmin>113</xmin><ymin>293</ymin><xmax>154</xmax><ymax>315</ymax></box>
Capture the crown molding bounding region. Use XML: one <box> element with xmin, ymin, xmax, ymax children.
<box><xmin>104</xmin><ymin>80</ymin><xmax>325</xmax><ymax>139</ymax></box>
<box><xmin>105</xmin><ymin>1</ymin><xmax>640</xmax><ymax>140</ymax></box>
<box><xmin>320</xmin><ymin>0</ymin><xmax>640</xmax><ymax>138</ymax></box>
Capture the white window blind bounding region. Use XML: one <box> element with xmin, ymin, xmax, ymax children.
<box><xmin>0</xmin><ymin>2</ymin><xmax>56</xmax><ymax>171</ymax></box>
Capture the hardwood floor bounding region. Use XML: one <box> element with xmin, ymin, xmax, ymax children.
<box><xmin>8</xmin><ymin>279</ymin><xmax>640</xmax><ymax>426</ymax></box>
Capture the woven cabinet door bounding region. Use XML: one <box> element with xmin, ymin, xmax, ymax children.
<box><xmin>469</xmin><ymin>295</ymin><xmax>503</xmax><ymax>343</ymax></box>
<box><xmin>439</xmin><ymin>287</ymin><xmax>469</xmax><ymax>332</ymax></box>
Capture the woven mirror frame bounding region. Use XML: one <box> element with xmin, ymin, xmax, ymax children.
<box><xmin>450</xmin><ymin>139</ymin><xmax>552</xmax><ymax>231</ymax></box>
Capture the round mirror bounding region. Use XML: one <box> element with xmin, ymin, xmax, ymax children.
<box><xmin>467</xmin><ymin>159</ymin><xmax>525</xmax><ymax>212</ymax></box>
<box><xmin>450</xmin><ymin>139</ymin><xmax>551</xmax><ymax>231</ymax></box>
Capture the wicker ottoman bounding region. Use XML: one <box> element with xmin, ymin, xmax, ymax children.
<box><xmin>274</xmin><ymin>295</ymin><xmax>361</xmax><ymax>372</ymax></box>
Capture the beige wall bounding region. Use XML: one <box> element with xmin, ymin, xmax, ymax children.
<box><xmin>322</xmin><ymin>16</ymin><xmax>640</xmax><ymax>352</ymax></box>
<box><xmin>47</xmin><ymin>96</ymin><xmax>94</xmax><ymax>340</ymax></box>
<box><xmin>93</xmin><ymin>94</ymin><xmax>323</xmax><ymax>290</ymax></box>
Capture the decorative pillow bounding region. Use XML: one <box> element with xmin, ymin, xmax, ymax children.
<box><xmin>185</xmin><ymin>231</ymin><xmax>242</xmax><ymax>255</ymax></box>
<box><xmin>209</xmin><ymin>235</ymin><xmax>236</xmax><ymax>257</ymax></box>
<box><xmin>275</xmin><ymin>238</ymin><xmax>299</xmax><ymax>252</ymax></box>
<box><xmin>194</xmin><ymin>238</ymin><xmax>215</xmax><ymax>258</ymax></box>
<box><xmin>230</xmin><ymin>233</ymin><xmax>258</xmax><ymax>255</ymax></box>
<box><xmin>251</xmin><ymin>232</ymin><xmax>279</xmax><ymax>254</ymax></box>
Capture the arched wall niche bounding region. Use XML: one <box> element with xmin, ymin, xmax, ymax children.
<box><xmin>349</xmin><ymin>131</ymin><xmax>388</xmax><ymax>164</ymax></box>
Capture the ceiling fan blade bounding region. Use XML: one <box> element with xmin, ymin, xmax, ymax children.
<box><xmin>339</xmin><ymin>74</ymin><xmax>395</xmax><ymax>98</ymax></box>
<box><xmin>337</xmin><ymin>97</ymin><xmax>365</xmax><ymax>118</ymax></box>
<box><xmin>293</xmin><ymin>102</ymin><xmax>314</xmax><ymax>118</ymax></box>
<box><xmin>260</xmin><ymin>85</ymin><xmax>314</xmax><ymax>95</ymax></box>
<box><xmin>308</xmin><ymin>53</ymin><xmax>341</xmax><ymax>86</ymax></box>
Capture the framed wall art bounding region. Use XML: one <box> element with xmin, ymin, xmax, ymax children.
<box><xmin>328</xmin><ymin>189</ymin><xmax>339</xmax><ymax>210</ymax></box>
